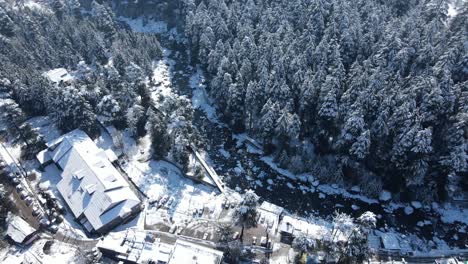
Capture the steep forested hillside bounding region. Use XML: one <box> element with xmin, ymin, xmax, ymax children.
<box><xmin>179</xmin><ymin>0</ymin><xmax>467</xmax><ymax>202</ymax></box>
<box><xmin>0</xmin><ymin>0</ymin><xmax>466</xmax><ymax>204</ymax></box>
<box><xmin>0</xmin><ymin>0</ymin><xmax>205</xmax><ymax>175</ymax></box>
<box><xmin>0</xmin><ymin>0</ymin><xmax>162</xmax><ymax>137</ymax></box>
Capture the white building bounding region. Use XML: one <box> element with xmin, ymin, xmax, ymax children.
<box><xmin>37</xmin><ymin>129</ymin><xmax>141</xmax><ymax>234</ymax></box>
<box><xmin>98</xmin><ymin>229</ymin><xmax>173</xmax><ymax>263</ymax></box>
<box><xmin>168</xmin><ymin>240</ymin><xmax>224</xmax><ymax>264</ymax></box>
<box><xmin>279</xmin><ymin>215</ymin><xmax>327</xmax><ymax>244</ymax></box>
<box><xmin>257</xmin><ymin>201</ymin><xmax>284</xmax><ymax>235</ymax></box>
<box><xmin>43</xmin><ymin>68</ymin><xmax>74</xmax><ymax>83</ymax></box>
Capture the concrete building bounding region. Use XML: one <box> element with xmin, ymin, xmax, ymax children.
<box><xmin>279</xmin><ymin>215</ymin><xmax>325</xmax><ymax>244</ymax></box>
<box><xmin>257</xmin><ymin>201</ymin><xmax>284</xmax><ymax>235</ymax></box>
<box><xmin>98</xmin><ymin>229</ymin><xmax>172</xmax><ymax>264</ymax></box>
<box><xmin>168</xmin><ymin>239</ymin><xmax>224</xmax><ymax>264</ymax></box>
<box><xmin>37</xmin><ymin>129</ymin><xmax>141</xmax><ymax>234</ymax></box>
<box><xmin>98</xmin><ymin>230</ymin><xmax>224</xmax><ymax>264</ymax></box>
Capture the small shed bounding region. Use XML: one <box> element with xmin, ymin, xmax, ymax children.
<box><xmin>380</xmin><ymin>233</ymin><xmax>401</xmax><ymax>251</ymax></box>
<box><xmin>36</xmin><ymin>149</ymin><xmax>52</xmax><ymax>169</ymax></box>
<box><xmin>6</xmin><ymin>214</ymin><xmax>39</xmax><ymax>246</ymax></box>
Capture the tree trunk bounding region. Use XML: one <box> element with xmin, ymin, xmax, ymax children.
<box><xmin>240</xmin><ymin>223</ymin><xmax>245</xmax><ymax>243</ymax></box>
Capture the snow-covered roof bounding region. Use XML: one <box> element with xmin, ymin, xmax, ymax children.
<box><xmin>6</xmin><ymin>214</ymin><xmax>37</xmax><ymax>244</ymax></box>
<box><xmin>98</xmin><ymin>230</ymin><xmax>172</xmax><ymax>263</ymax></box>
<box><xmin>279</xmin><ymin>215</ymin><xmax>325</xmax><ymax>238</ymax></box>
<box><xmin>49</xmin><ymin>129</ymin><xmax>140</xmax><ymax>233</ymax></box>
<box><xmin>380</xmin><ymin>233</ymin><xmax>401</xmax><ymax>250</ymax></box>
<box><xmin>258</xmin><ymin>202</ymin><xmax>284</xmax><ymax>233</ymax></box>
<box><xmin>259</xmin><ymin>201</ymin><xmax>284</xmax><ymax>215</ymax></box>
<box><xmin>43</xmin><ymin>68</ymin><xmax>74</xmax><ymax>83</ymax></box>
<box><xmin>168</xmin><ymin>239</ymin><xmax>224</xmax><ymax>264</ymax></box>
<box><xmin>36</xmin><ymin>149</ymin><xmax>52</xmax><ymax>165</ymax></box>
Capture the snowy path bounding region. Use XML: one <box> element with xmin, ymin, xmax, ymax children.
<box><xmin>190</xmin><ymin>145</ymin><xmax>225</xmax><ymax>193</ymax></box>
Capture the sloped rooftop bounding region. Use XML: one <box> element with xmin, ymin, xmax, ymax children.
<box><xmin>50</xmin><ymin>129</ymin><xmax>140</xmax><ymax>233</ymax></box>
<box><xmin>6</xmin><ymin>214</ymin><xmax>37</xmax><ymax>244</ymax></box>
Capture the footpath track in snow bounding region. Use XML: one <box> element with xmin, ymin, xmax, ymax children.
<box><xmin>190</xmin><ymin>144</ymin><xmax>225</xmax><ymax>193</ymax></box>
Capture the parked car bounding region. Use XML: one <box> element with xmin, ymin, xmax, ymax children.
<box><xmin>24</xmin><ymin>197</ymin><xmax>33</xmax><ymax>205</ymax></box>
<box><xmin>252</xmin><ymin>236</ymin><xmax>257</xmax><ymax>245</ymax></box>
<box><xmin>159</xmin><ymin>195</ymin><xmax>169</xmax><ymax>206</ymax></box>
<box><xmin>55</xmin><ymin>215</ymin><xmax>64</xmax><ymax>224</ymax></box>
<box><xmin>12</xmin><ymin>177</ymin><xmax>20</xmax><ymax>185</ymax></box>
<box><xmin>32</xmin><ymin>206</ymin><xmax>40</xmax><ymax>217</ymax></box>
<box><xmin>48</xmin><ymin>224</ymin><xmax>59</xmax><ymax>234</ymax></box>
<box><xmin>19</xmin><ymin>190</ymin><xmax>28</xmax><ymax>200</ymax></box>
<box><xmin>166</xmin><ymin>197</ymin><xmax>175</xmax><ymax>207</ymax></box>
<box><xmin>203</xmin><ymin>233</ymin><xmax>209</xmax><ymax>240</ymax></box>
<box><xmin>198</xmin><ymin>207</ymin><xmax>204</xmax><ymax>217</ymax></box>
<box><xmin>232</xmin><ymin>232</ymin><xmax>239</xmax><ymax>240</ymax></box>
<box><xmin>260</xmin><ymin>236</ymin><xmax>267</xmax><ymax>247</ymax></box>
<box><xmin>39</xmin><ymin>218</ymin><xmax>50</xmax><ymax>227</ymax></box>
<box><xmin>169</xmin><ymin>224</ymin><xmax>177</xmax><ymax>234</ymax></box>
<box><xmin>0</xmin><ymin>161</ymin><xmax>6</xmax><ymax>169</ymax></box>
<box><xmin>11</xmin><ymin>176</ymin><xmax>21</xmax><ymax>186</ymax></box>
<box><xmin>15</xmin><ymin>185</ymin><xmax>24</xmax><ymax>192</ymax></box>
<box><xmin>56</xmin><ymin>203</ymin><xmax>66</xmax><ymax>214</ymax></box>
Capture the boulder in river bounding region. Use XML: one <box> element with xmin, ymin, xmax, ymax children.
<box><xmin>404</xmin><ymin>206</ymin><xmax>414</xmax><ymax>215</ymax></box>
<box><xmin>379</xmin><ymin>190</ymin><xmax>392</xmax><ymax>202</ymax></box>
<box><xmin>411</xmin><ymin>201</ymin><xmax>422</xmax><ymax>209</ymax></box>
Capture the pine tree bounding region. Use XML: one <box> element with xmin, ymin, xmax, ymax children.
<box><xmin>48</xmin><ymin>86</ymin><xmax>99</xmax><ymax>136</ymax></box>
<box><xmin>146</xmin><ymin>110</ymin><xmax>170</xmax><ymax>159</ymax></box>
<box><xmin>234</xmin><ymin>190</ymin><xmax>259</xmax><ymax>242</ymax></box>
<box><xmin>350</xmin><ymin>130</ymin><xmax>371</xmax><ymax>160</ymax></box>
<box><xmin>0</xmin><ymin>6</ymin><xmax>14</xmax><ymax>37</ymax></box>
<box><xmin>226</xmin><ymin>82</ymin><xmax>245</xmax><ymax>132</ymax></box>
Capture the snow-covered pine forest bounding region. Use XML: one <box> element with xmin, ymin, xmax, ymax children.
<box><xmin>180</xmin><ymin>0</ymin><xmax>467</xmax><ymax>202</ymax></box>
<box><xmin>0</xmin><ymin>0</ymin><xmax>207</xmax><ymax>172</ymax></box>
<box><xmin>0</xmin><ymin>0</ymin><xmax>466</xmax><ymax>262</ymax></box>
<box><xmin>0</xmin><ymin>0</ymin><xmax>466</xmax><ymax>203</ymax></box>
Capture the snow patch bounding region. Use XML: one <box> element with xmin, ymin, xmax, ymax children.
<box><xmin>404</xmin><ymin>206</ymin><xmax>414</xmax><ymax>215</ymax></box>
<box><xmin>435</xmin><ymin>204</ymin><xmax>468</xmax><ymax>225</ymax></box>
<box><xmin>190</xmin><ymin>68</ymin><xmax>220</xmax><ymax>123</ymax></box>
<box><xmin>411</xmin><ymin>201</ymin><xmax>422</xmax><ymax>209</ymax></box>
<box><xmin>379</xmin><ymin>190</ymin><xmax>392</xmax><ymax>202</ymax></box>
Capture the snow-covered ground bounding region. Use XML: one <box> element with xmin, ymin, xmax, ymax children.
<box><xmin>190</xmin><ymin>68</ymin><xmax>220</xmax><ymax>123</ymax></box>
<box><xmin>27</xmin><ymin>116</ymin><xmax>61</xmax><ymax>143</ymax></box>
<box><xmin>435</xmin><ymin>204</ymin><xmax>468</xmax><ymax>225</ymax></box>
<box><xmin>122</xmin><ymin>155</ymin><xmax>229</xmax><ymax>226</ymax></box>
<box><xmin>0</xmin><ymin>239</ymin><xmax>80</xmax><ymax>264</ymax></box>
